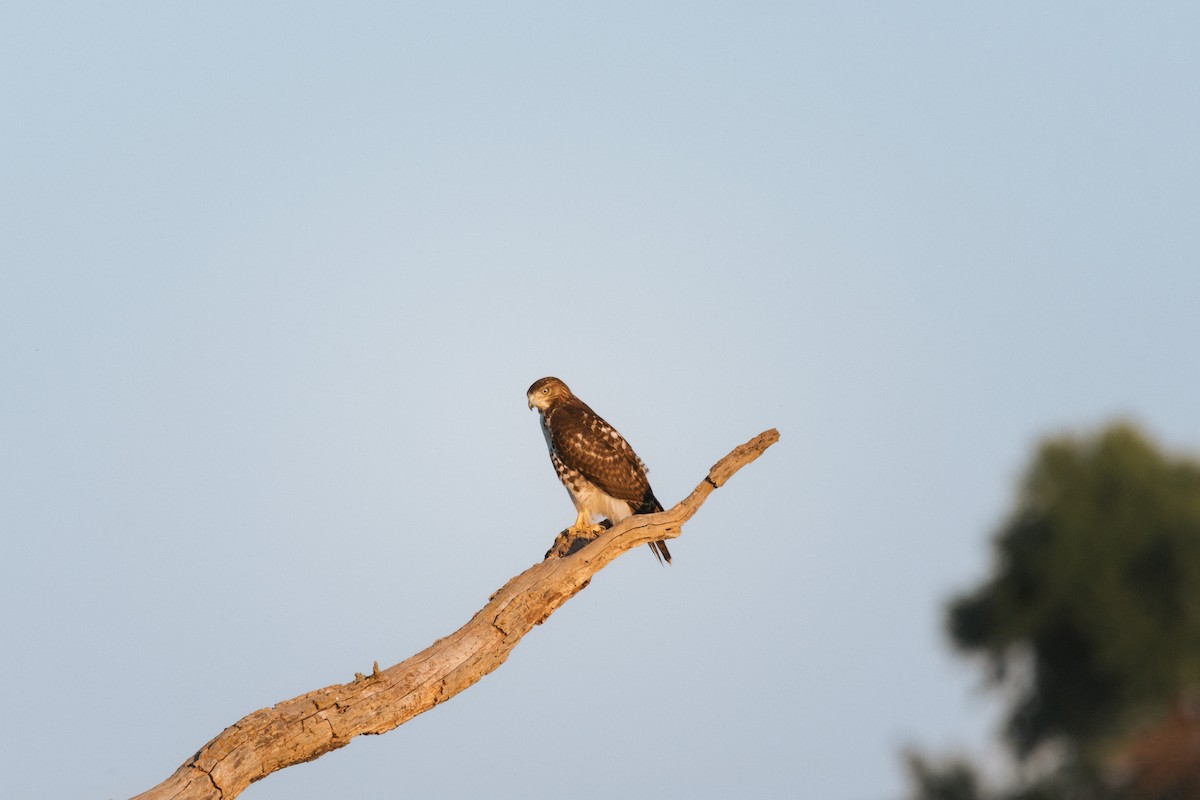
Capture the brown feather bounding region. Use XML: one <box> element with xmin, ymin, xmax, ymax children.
<box><xmin>544</xmin><ymin>401</ymin><xmax>652</xmax><ymax>506</ymax></box>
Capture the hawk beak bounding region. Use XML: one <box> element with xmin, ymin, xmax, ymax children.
<box><xmin>527</xmin><ymin>398</ymin><xmax>535</xmax><ymax>410</ymax></box>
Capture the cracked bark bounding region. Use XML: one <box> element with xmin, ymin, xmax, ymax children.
<box><xmin>130</xmin><ymin>428</ymin><xmax>779</xmax><ymax>800</ymax></box>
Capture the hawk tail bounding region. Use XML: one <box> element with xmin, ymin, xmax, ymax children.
<box><xmin>640</xmin><ymin>494</ymin><xmax>672</xmax><ymax>565</ymax></box>
<box><xmin>649</xmin><ymin>539</ymin><xmax>672</xmax><ymax>565</ymax></box>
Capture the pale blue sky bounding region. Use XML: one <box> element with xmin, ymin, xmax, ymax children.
<box><xmin>2</xmin><ymin>4</ymin><xmax>1198</xmax><ymax>799</ymax></box>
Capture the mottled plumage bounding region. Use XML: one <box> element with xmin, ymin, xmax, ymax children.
<box><xmin>528</xmin><ymin>377</ymin><xmax>672</xmax><ymax>564</ymax></box>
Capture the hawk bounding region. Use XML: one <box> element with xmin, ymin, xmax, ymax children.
<box><xmin>527</xmin><ymin>377</ymin><xmax>672</xmax><ymax>564</ymax></box>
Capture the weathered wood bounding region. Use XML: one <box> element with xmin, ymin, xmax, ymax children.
<box><xmin>131</xmin><ymin>428</ymin><xmax>779</xmax><ymax>800</ymax></box>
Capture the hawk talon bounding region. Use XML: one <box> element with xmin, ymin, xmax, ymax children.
<box><xmin>568</xmin><ymin>522</ymin><xmax>607</xmax><ymax>538</ymax></box>
<box><xmin>544</xmin><ymin>524</ymin><xmax>605</xmax><ymax>560</ymax></box>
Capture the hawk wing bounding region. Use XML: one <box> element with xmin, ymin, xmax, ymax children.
<box><xmin>548</xmin><ymin>404</ymin><xmax>657</xmax><ymax>510</ymax></box>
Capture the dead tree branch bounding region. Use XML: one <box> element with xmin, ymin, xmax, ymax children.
<box><xmin>131</xmin><ymin>428</ymin><xmax>779</xmax><ymax>800</ymax></box>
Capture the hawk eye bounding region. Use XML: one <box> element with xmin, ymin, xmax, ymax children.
<box><xmin>542</xmin><ymin>387</ymin><xmax>549</xmax><ymax>394</ymax></box>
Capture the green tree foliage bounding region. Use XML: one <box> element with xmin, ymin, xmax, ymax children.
<box><xmin>947</xmin><ymin>422</ymin><xmax>1200</xmax><ymax>770</ymax></box>
<box><xmin>903</xmin><ymin>752</ymin><xmax>983</xmax><ymax>800</ymax></box>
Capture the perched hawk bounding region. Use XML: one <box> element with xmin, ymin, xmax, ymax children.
<box><xmin>527</xmin><ymin>377</ymin><xmax>672</xmax><ymax>564</ymax></box>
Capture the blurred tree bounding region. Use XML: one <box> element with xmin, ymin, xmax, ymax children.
<box><xmin>903</xmin><ymin>751</ymin><xmax>983</xmax><ymax>800</ymax></box>
<box><xmin>908</xmin><ymin>422</ymin><xmax>1200</xmax><ymax>800</ymax></box>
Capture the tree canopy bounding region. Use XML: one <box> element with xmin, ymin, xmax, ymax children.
<box><xmin>915</xmin><ymin>422</ymin><xmax>1200</xmax><ymax>799</ymax></box>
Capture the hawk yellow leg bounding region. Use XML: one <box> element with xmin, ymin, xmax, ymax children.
<box><xmin>567</xmin><ymin>510</ymin><xmax>607</xmax><ymax>538</ymax></box>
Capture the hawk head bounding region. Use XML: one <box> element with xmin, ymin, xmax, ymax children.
<box><xmin>528</xmin><ymin>376</ymin><xmax>572</xmax><ymax>411</ymax></box>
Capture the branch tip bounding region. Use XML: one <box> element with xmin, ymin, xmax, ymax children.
<box><xmin>708</xmin><ymin>428</ymin><xmax>779</xmax><ymax>487</ymax></box>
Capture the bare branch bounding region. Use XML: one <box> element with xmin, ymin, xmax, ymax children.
<box><xmin>131</xmin><ymin>428</ymin><xmax>780</xmax><ymax>800</ymax></box>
